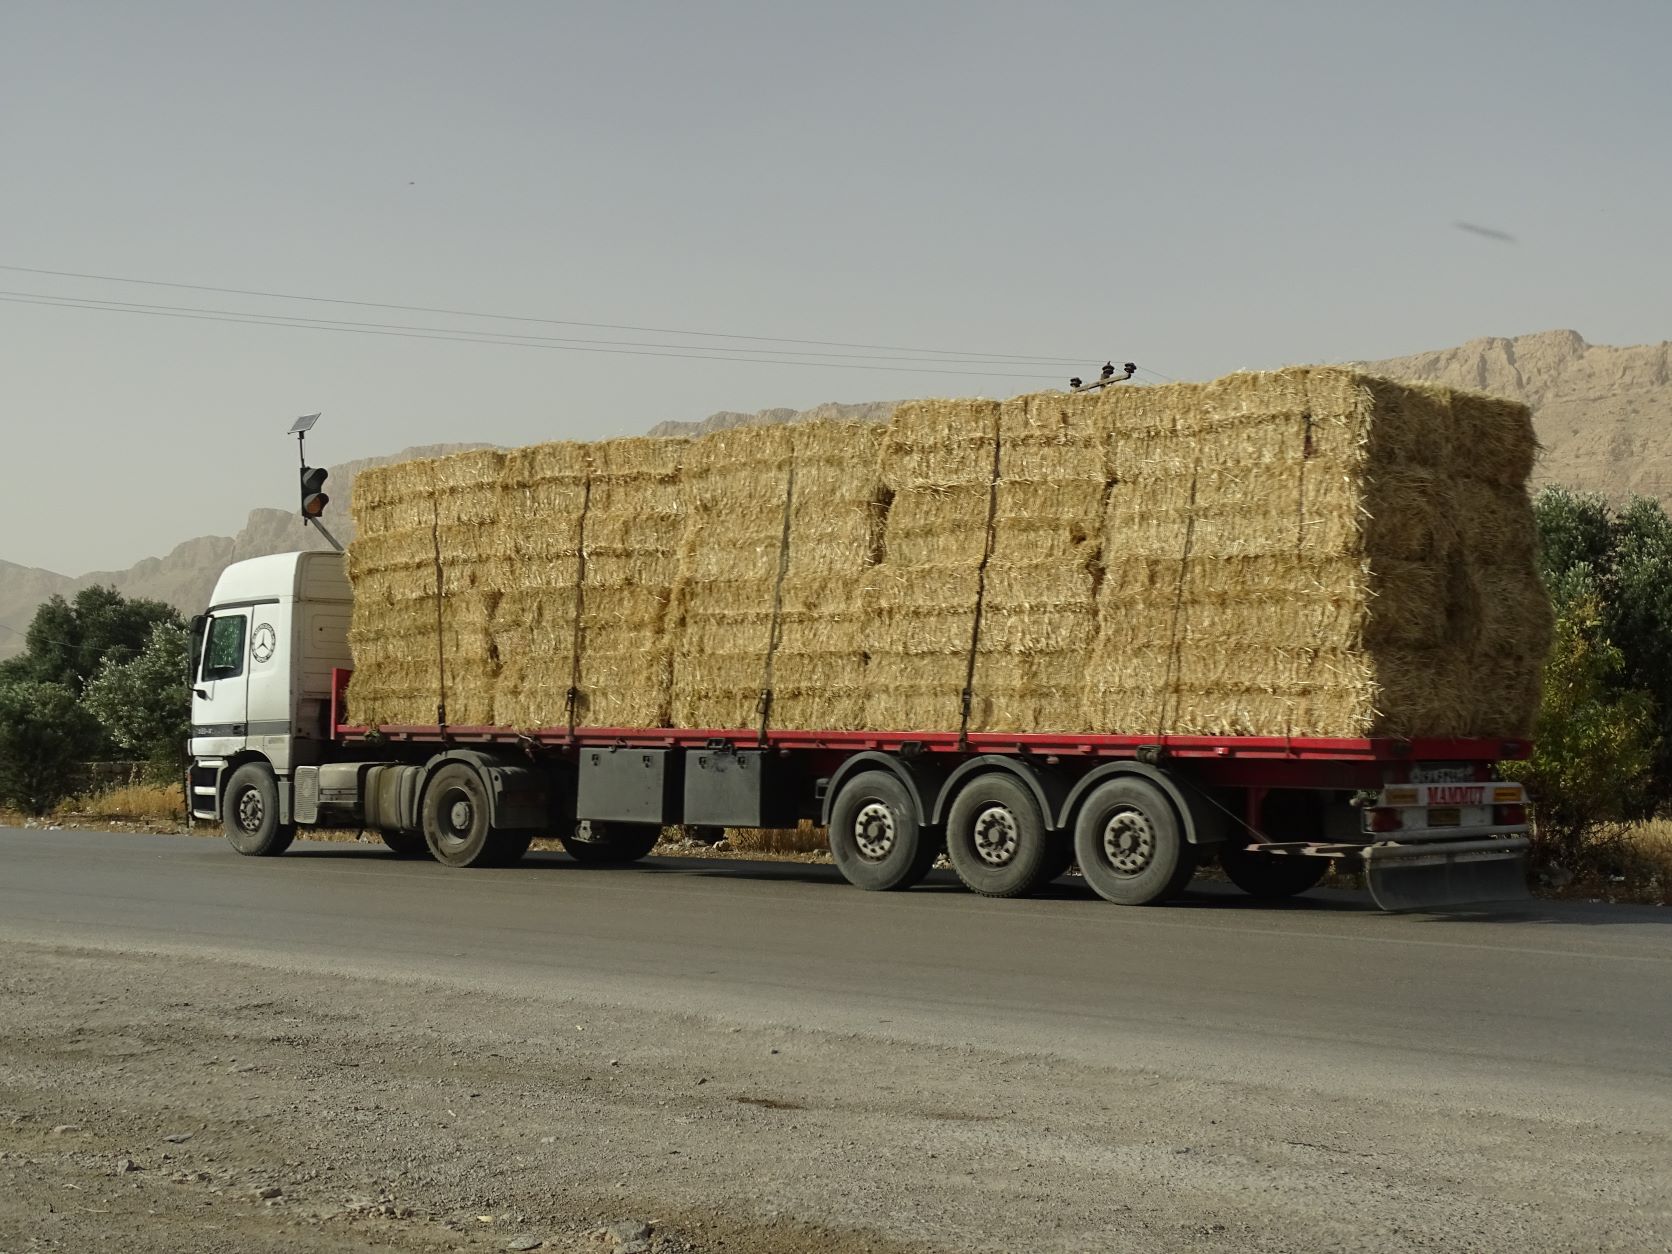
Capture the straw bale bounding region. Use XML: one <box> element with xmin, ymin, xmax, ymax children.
<box><xmin>493</xmin><ymin>440</ymin><xmax>588</xmax><ymax>565</ymax></box>
<box><xmin>1448</xmin><ymin>391</ymin><xmax>1539</xmax><ymax>486</ymax></box>
<box><xmin>880</xmin><ymin>398</ymin><xmax>1001</xmax><ymax>486</ymax></box>
<box><xmin>431</xmin><ymin>449</ymin><xmax>506</xmax><ymax>527</ymax></box>
<box><xmin>352</xmin><ymin>460</ymin><xmax>437</xmax><ymax>538</ymax></box>
<box><xmin>341</xmin><ymin>368</ymin><xmax>1549</xmax><ymax>741</ymax></box>
<box><xmin>862</xmin><ymin>652</ymin><xmax>974</xmax><ymax>732</ymax></box>
<box><xmin>969</xmin><ymin>652</ymin><xmax>1092</xmax><ymax>734</ymax></box>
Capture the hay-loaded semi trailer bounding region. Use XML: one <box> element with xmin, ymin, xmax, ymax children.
<box><xmin>187</xmin><ymin>546</ymin><xmax>1534</xmax><ymax>913</ymax></box>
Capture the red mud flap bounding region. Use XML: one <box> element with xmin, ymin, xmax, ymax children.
<box><xmin>1363</xmin><ymin>837</ymin><xmax>1531</xmax><ymax>913</ymax></box>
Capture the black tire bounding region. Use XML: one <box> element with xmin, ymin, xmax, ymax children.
<box><xmin>494</xmin><ymin>830</ymin><xmax>536</xmax><ymax>865</ymax></box>
<box><xmin>1221</xmin><ymin>790</ymin><xmax>1329</xmax><ymax>898</ymax></box>
<box><xmin>945</xmin><ymin>773</ymin><xmax>1056</xmax><ymax>898</ymax></box>
<box><xmin>379</xmin><ymin>829</ymin><xmax>431</xmax><ymax>859</ymax></box>
<box><xmin>222</xmin><ymin>762</ymin><xmax>295</xmax><ymax>857</ymax></box>
<box><xmin>827</xmin><ymin>769</ymin><xmax>939</xmax><ymax>891</ymax></box>
<box><xmin>559</xmin><ymin>821</ymin><xmax>660</xmax><ymax>865</ymax></box>
<box><xmin>421</xmin><ymin>763</ymin><xmax>500</xmax><ymax>868</ymax></box>
<box><xmin>1072</xmin><ymin>776</ymin><xmax>1196</xmax><ymax>905</ymax></box>
<box><xmin>1219</xmin><ymin>845</ymin><xmax>1329</xmax><ymax>898</ymax></box>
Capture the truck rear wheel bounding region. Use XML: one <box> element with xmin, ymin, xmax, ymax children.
<box><xmin>223</xmin><ymin>762</ymin><xmax>294</xmax><ymax>857</ymax></box>
<box><xmin>1219</xmin><ymin>846</ymin><xmax>1329</xmax><ymax>898</ymax></box>
<box><xmin>828</xmin><ymin>770</ymin><xmax>939</xmax><ymax>891</ymax></box>
<box><xmin>945</xmin><ymin>774</ymin><xmax>1056</xmax><ymax>898</ymax></box>
<box><xmin>421</xmin><ymin>763</ymin><xmax>504</xmax><ymax>868</ymax></box>
<box><xmin>1072</xmin><ymin>777</ymin><xmax>1196</xmax><ymax>905</ymax></box>
<box><xmin>560</xmin><ymin>821</ymin><xmax>660</xmax><ymax>864</ymax></box>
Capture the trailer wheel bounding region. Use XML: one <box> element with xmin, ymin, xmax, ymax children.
<box><xmin>223</xmin><ymin>762</ymin><xmax>295</xmax><ymax>857</ymax></box>
<box><xmin>1219</xmin><ymin>846</ymin><xmax>1329</xmax><ymax>899</ymax></box>
<box><xmin>560</xmin><ymin>821</ymin><xmax>660</xmax><ymax>864</ymax></box>
<box><xmin>421</xmin><ymin>763</ymin><xmax>501</xmax><ymax>868</ymax></box>
<box><xmin>379</xmin><ymin>830</ymin><xmax>430</xmax><ymax>859</ymax></box>
<box><xmin>1072</xmin><ymin>777</ymin><xmax>1195</xmax><ymax>905</ymax></box>
<box><xmin>828</xmin><ymin>770</ymin><xmax>938</xmax><ymax>891</ymax></box>
<box><xmin>946</xmin><ymin>774</ymin><xmax>1055</xmax><ymax>898</ymax></box>
<box><xmin>1221</xmin><ymin>790</ymin><xmax>1329</xmax><ymax>898</ymax></box>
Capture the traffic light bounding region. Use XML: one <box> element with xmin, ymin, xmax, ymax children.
<box><xmin>300</xmin><ymin>465</ymin><xmax>329</xmax><ymax>519</ymax></box>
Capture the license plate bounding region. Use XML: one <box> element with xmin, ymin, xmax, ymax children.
<box><xmin>1427</xmin><ymin>807</ymin><xmax>1461</xmax><ymax>827</ymax></box>
<box><xmin>1411</xmin><ymin>762</ymin><xmax>1475</xmax><ymax>784</ymax></box>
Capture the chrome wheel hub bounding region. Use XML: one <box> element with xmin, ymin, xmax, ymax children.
<box><xmin>1103</xmin><ymin>809</ymin><xmax>1155</xmax><ymax>875</ymax></box>
<box><xmin>972</xmin><ymin>804</ymin><xmax>1020</xmax><ymax>866</ymax></box>
<box><xmin>236</xmin><ymin>788</ymin><xmax>264</xmax><ymax>833</ymax></box>
<box><xmin>854</xmin><ymin>803</ymin><xmax>896</xmax><ymax>860</ymax></box>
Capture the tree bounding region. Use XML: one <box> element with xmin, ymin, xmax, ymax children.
<box><xmin>1532</xmin><ymin>486</ymin><xmax>1613</xmax><ymax>585</ymax></box>
<box><xmin>16</xmin><ymin>586</ymin><xmax>183</xmax><ymax>693</ymax></box>
<box><xmin>1601</xmin><ymin>496</ymin><xmax>1672</xmax><ymax>797</ymax></box>
<box><xmin>1503</xmin><ymin>576</ymin><xmax>1657</xmax><ymax>856</ymax></box>
<box><xmin>0</xmin><ymin>678</ymin><xmax>103</xmax><ymax>814</ymax></box>
<box><xmin>83</xmin><ymin>622</ymin><xmax>190</xmax><ymax>774</ymax></box>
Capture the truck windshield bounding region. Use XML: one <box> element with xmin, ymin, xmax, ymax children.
<box><xmin>202</xmin><ymin>615</ymin><xmax>247</xmax><ymax>681</ymax></box>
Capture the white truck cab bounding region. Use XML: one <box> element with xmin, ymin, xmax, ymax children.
<box><xmin>188</xmin><ymin>552</ymin><xmax>353</xmax><ymax>832</ymax></box>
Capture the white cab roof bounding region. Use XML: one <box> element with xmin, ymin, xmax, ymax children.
<box><xmin>207</xmin><ymin>550</ymin><xmax>349</xmax><ymax>610</ymax></box>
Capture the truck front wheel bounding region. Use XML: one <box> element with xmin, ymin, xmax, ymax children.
<box><xmin>223</xmin><ymin>762</ymin><xmax>295</xmax><ymax>857</ymax></box>
<box><xmin>828</xmin><ymin>770</ymin><xmax>939</xmax><ymax>891</ymax></box>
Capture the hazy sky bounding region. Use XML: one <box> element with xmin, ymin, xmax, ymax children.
<box><xmin>3</xmin><ymin>1</ymin><xmax>1668</xmax><ymax>574</ymax></box>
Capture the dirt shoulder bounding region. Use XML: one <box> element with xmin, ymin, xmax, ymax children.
<box><xmin>4</xmin><ymin>940</ymin><xmax>1669</xmax><ymax>1253</ymax></box>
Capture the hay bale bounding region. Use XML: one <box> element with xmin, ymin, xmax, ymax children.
<box><xmin>573</xmin><ymin>437</ymin><xmax>687</xmax><ymax>728</ymax></box>
<box><xmin>341</xmin><ymin>369</ymin><xmax>1548</xmax><ymax>741</ymax></box>
<box><xmin>770</xmin><ymin>422</ymin><xmax>886</xmax><ymax>730</ymax></box>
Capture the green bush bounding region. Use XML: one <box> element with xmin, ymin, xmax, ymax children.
<box><xmin>0</xmin><ymin>679</ymin><xmax>103</xmax><ymax>815</ymax></box>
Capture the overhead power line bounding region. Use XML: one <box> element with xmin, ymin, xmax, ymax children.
<box><xmin>0</xmin><ymin>292</ymin><xmax>1068</xmax><ymax>381</ymax></box>
<box><xmin>0</xmin><ymin>261</ymin><xmax>1098</xmax><ymax>367</ymax></box>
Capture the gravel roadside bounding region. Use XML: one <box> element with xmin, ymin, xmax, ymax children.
<box><xmin>4</xmin><ymin>940</ymin><xmax>1669</xmax><ymax>1253</ymax></box>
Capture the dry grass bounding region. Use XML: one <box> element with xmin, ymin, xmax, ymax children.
<box><xmin>57</xmin><ymin>783</ymin><xmax>186</xmax><ymax>824</ymax></box>
<box><xmin>1606</xmin><ymin>820</ymin><xmax>1672</xmax><ymax>903</ymax></box>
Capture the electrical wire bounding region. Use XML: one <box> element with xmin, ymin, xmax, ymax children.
<box><xmin>0</xmin><ymin>261</ymin><xmax>1100</xmax><ymax>367</ymax></box>
<box><xmin>0</xmin><ymin>288</ymin><xmax>1069</xmax><ymax>371</ymax></box>
<box><xmin>0</xmin><ymin>292</ymin><xmax>1069</xmax><ymax>381</ymax></box>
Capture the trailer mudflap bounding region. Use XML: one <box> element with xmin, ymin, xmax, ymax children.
<box><xmin>1363</xmin><ymin>837</ymin><xmax>1531</xmax><ymax>912</ymax></box>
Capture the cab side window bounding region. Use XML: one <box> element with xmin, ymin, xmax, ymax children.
<box><xmin>202</xmin><ymin>615</ymin><xmax>247</xmax><ymax>681</ymax></box>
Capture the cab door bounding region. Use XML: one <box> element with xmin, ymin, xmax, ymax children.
<box><xmin>190</xmin><ymin>609</ymin><xmax>251</xmax><ymax>757</ymax></box>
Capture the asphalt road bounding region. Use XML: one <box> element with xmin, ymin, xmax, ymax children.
<box><xmin>4</xmin><ymin>826</ymin><xmax>1670</xmax><ymax>1129</ymax></box>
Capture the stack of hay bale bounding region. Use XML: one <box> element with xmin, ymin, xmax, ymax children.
<box><xmin>347</xmin><ymin>449</ymin><xmax>504</xmax><ymax>727</ymax></box>
<box><xmin>344</xmin><ymin>367</ymin><xmax>1550</xmax><ymax>739</ymax></box>
<box><xmin>574</xmin><ymin>438</ymin><xmax>687</xmax><ymax>728</ymax></box>
<box><xmin>668</xmin><ymin>426</ymin><xmax>794</xmax><ymax>729</ymax></box>
<box><xmin>487</xmin><ymin>441</ymin><xmax>588</xmax><ymax>729</ymax></box>
<box><xmin>769</xmin><ymin>421</ymin><xmax>888</xmax><ymax>730</ymax></box>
